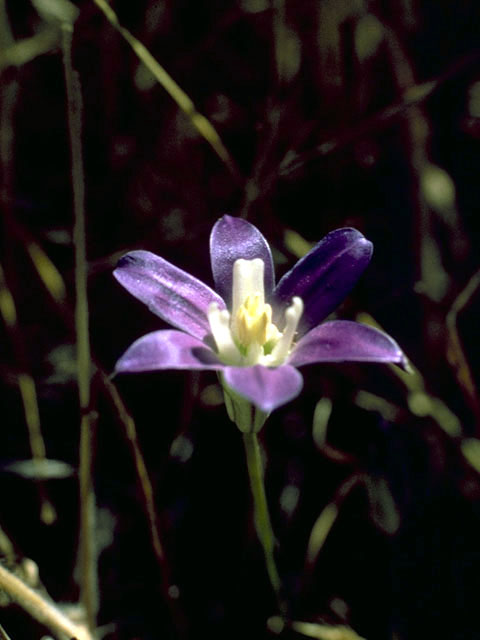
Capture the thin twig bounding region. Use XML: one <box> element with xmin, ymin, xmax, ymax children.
<box><xmin>446</xmin><ymin>268</ymin><xmax>480</xmax><ymax>426</ymax></box>
<box><xmin>279</xmin><ymin>50</ymin><xmax>480</xmax><ymax>178</ymax></box>
<box><xmin>101</xmin><ymin>375</ymin><xmax>166</xmax><ymax>564</ymax></box>
<box><xmin>101</xmin><ymin>373</ymin><xmax>189</xmax><ymax>636</ymax></box>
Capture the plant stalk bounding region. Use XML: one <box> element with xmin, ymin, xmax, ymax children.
<box><xmin>242</xmin><ymin>432</ymin><xmax>287</xmax><ymax>616</ymax></box>
<box><xmin>0</xmin><ymin>564</ymin><xmax>92</xmax><ymax>640</ymax></box>
<box><xmin>61</xmin><ymin>22</ymin><xmax>98</xmax><ymax>632</ymax></box>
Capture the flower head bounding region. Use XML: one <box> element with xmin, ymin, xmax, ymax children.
<box><xmin>113</xmin><ymin>216</ymin><xmax>406</xmax><ymax>426</ymax></box>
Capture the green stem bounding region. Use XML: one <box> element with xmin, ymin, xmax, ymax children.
<box><xmin>242</xmin><ymin>432</ymin><xmax>286</xmax><ymax>616</ymax></box>
<box><xmin>61</xmin><ymin>23</ymin><xmax>98</xmax><ymax>632</ymax></box>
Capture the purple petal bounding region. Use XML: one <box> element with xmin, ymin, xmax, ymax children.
<box><xmin>115</xmin><ymin>330</ymin><xmax>224</xmax><ymax>373</ymax></box>
<box><xmin>288</xmin><ymin>320</ymin><xmax>407</xmax><ymax>368</ymax></box>
<box><xmin>223</xmin><ymin>365</ymin><xmax>303</xmax><ymax>412</ymax></box>
<box><xmin>210</xmin><ymin>215</ymin><xmax>275</xmax><ymax>305</ymax></box>
<box><xmin>114</xmin><ymin>250</ymin><xmax>225</xmax><ymax>340</ymax></box>
<box><xmin>274</xmin><ymin>228</ymin><xmax>373</xmax><ymax>334</ymax></box>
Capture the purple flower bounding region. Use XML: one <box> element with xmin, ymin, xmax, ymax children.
<box><xmin>113</xmin><ymin>216</ymin><xmax>406</xmax><ymax>417</ymax></box>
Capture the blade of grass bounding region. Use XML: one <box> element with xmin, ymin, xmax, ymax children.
<box><xmin>0</xmin><ymin>27</ymin><xmax>59</xmax><ymax>71</ymax></box>
<box><xmin>0</xmin><ymin>564</ymin><xmax>93</xmax><ymax>640</ymax></box>
<box><xmin>305</xmin><ymin>474</ymin><xmax>364</xmax><ymax>569</ymax></box>
<box><xmin>357</xmin><ymin>312</ymin><xmax>462</xmax><ymax>438</ymax></box>
<box><xmin>290</xmin><ymin>620</ymin><xmax>368</xmax><ymax>640</ymax></box>
<box><xmin>26</xmin><ymin>240</ymin><xmax>66</xmax><ymax>304</ymax></box>
<box><xmin>0</xmin><ymin>1</ymin><xmax>56</xmax><ymax>526</ymax></box>
<box><xmin>92</xmin><ymin>0</ymin><xmax>241</xmax><ymax>182</ymax></box>
<box><xmin>0</xmin><ymin>526</ymin><xmax>16</xmax><ymax>564</ymax></box>
<box><xmin>17</xmin><ymin>372</ymin><xmax>57</xmax><ymax>525</ymax></box>
<box><xmin>0</xmin><ymin>623</ymin><xmax>13</xmax><ymax>640</ymax></box>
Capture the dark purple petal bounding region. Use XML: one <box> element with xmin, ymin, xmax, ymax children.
<box><xmin>274</xmin><ymin>228</ymin><xmax>373</xmax><ymax>334</ymax></box>
<box><xmin>114</xmin><ymin>250</ymin><xmax>225</xmax><ymax>340</ymax></box>
<box><xmin>288</xmin><ymin>320</ymin><xmax>407</xmax><ymax>368</ymax></box>
<box><xmin>223</xmin><ymin>365</ymin><xmax>303</xmax><ymax>412</ymax></box>
<box><xmin>210</xmin><ymin>215</ymin><xmax>275</xmax><ymax>305</ymax></box>
<box><xmin>115</xmin><ymin>330</ymin><xmax>224</xmax><ymax>373</ymax></box>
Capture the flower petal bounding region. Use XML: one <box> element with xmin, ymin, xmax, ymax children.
<box><xmin>115</xmin><ymin>330</ymin><xmax>223</xmax><ymax>373</ymax></box>
<box><xmin>223</xmin><ymin>364</ymin><xmax>303</xmax><ymax>413</ymax></box>
<box><xmin>210</xmin><ymin>215</ymin><xmax>275</xmax><ymax>305</ymax></box>
<box><xmin>114</xmin><ymin>250</ymin><xmax>225</xmax><ymax>340</ymax></box>
<box><xmin>274</xmin><ymin>228</ymin><xmax>373</xmax><ymax>334</ymax></box>
<box><xmin>288</xmin><ymin>320</ymin><xmax>407</xmax><ymax>368</ymax></box>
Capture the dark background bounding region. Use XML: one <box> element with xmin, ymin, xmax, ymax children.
<box><xmin>1</xmin><ymin>1</ymin><xmax>480</xmax><ymax>638</ymax></box>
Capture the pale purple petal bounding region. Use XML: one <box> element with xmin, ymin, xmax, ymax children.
<box><xmin>115</xmin><ymin>330</ymin><xmax>224</xmax><ymax>373</ymax></box>
<box><xmin>114</xmin><ymin>250</ymin><xmax>225</xmax><ymax>340</ymax></box>
<box><xmin>288</xmin><ymin>320</ymin><xmax>407</xmax><ymax>368</ymax></box>
<box><xmin>274</xmin><ymin>228</ymin><xmax>373</xmax><ymax>334</ymax></box>
<box><xmin>210</xmin><ymin>215</ymin><xmax>275</xmax><ymax>305</ymax></box>
<box><xmin>223</xmin><ymin>365</ymin><xmax>303</xmax><ymax>413</ymax></box>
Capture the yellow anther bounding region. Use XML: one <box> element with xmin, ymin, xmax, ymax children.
<box><xmin>244</xmin><ymin>294</ymin><xmax>262</xmax><ymax>317</ymax></box>
<box><xmin>236</xmin><ymin>297</ymin><xmax>274</xmax><ymax>346</ymax></box>
<box><xmin>254</xmin><ymin>310</ymin><xmax>269</xmax><ymax>344</ymax></box>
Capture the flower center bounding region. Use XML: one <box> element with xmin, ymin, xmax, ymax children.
<box><xmin>208</xmin><ymin>258</ymin><xmax>303</xmax><ymax>366</ymax></box>
<box><xmin>236</xmin><ymin>293</ymin><xmax>272</xmax><ymax>346</ymax></box>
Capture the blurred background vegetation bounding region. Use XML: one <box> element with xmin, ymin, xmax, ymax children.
<box><xmin>1</xmin><ymin>0</ymin><xmax>480</xmax><ymax>638</ymax></box>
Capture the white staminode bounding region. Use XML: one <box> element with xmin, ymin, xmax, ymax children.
<box><xmin>207</xmin><ymin>304</ymin><xmax>239</xmax><ymax>363</ymax></box>
<box><xmin>268</xmin><ymin>296</ymin><xmax>303</xmax><ymax>365</ymax></box>
<box><xmin>232</xmin><ymin>258</ymin><xmax>265</xmax><ymax>318</ymax></box>
<box><xmin>208</xmin><ymin>258</ymin><xmax>304</xmax><ymax>367</ymax></box>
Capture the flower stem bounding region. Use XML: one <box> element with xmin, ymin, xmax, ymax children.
<box><xmin>242</xmin><ymin>432</ymin><xmax>287</xmax><ymax>616</ymax></box>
